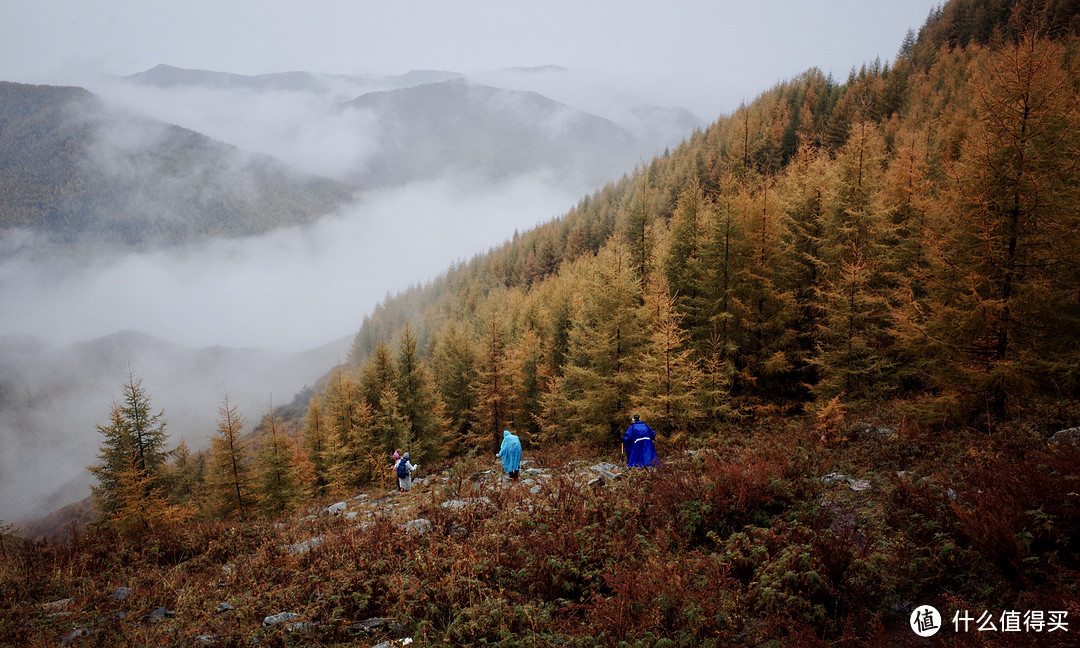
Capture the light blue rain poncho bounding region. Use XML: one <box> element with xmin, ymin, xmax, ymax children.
<box><xmin>496</xmin><ymin>429</ymin><xmax>522</xmax><ymax>474</ymax></box>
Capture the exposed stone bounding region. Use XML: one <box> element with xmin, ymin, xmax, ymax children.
<box><xmin>351</xmin><ymin>616</ymin><xmax>406</xmax><ymax>634</ymax></box>
<box><xmin>194</xmin><ymin>635</ymin><xmax>219</xmax><ymax>644</ymax></box>
<box><xmin>216</xmin><ymin>602</ymin><xmax>235</xmax><ymax>614</ymax></box>
<box><xmin>820</xmin><ymin>472</ymin><xmax>853</xmax><ymax>484</ymax></box>
<box><xmin>284</xmin><ymin>536</ymin><xmax>325</xmax><ymax>555</ymax></box>
<box><xmin>326</xmin><ymin>501</ymin><xmax>347</xmax><ymax>515</ymax></box>
<box><xmin>589</xmin><ymin>462</ymin><xmax>623</xmax><ymax>480</ymax></box>
<box><xmin>439</xmin><ymin>497</ymin><xmax>492</xmax><ymax>511</ymax></box>
<box><xmin>41</xmin><ymin>597</ymin><xmax>75</xmax><ymax>613</ymax></box>
<box><xmin>263</xmin><ymin>611</ymin><xmax>300</xmax><ymax>626</ymax></box>
<box><xmin>850</xmin><ymin>479</ymin><xmax>872</xmax><ymax>492</ymax></box>
<box><xmin>60</xmin><ymin>628</ymin><xmax>89</xmax><ymax>645</ymax></box>
<box><xmin>144</xmin><ymin>606</ymin><xmax>175</xmax><ymax>623</ymax></box>
<box><xmin>401</xmin><ymin>518</ymin><xmax>433</xmax><ymax>535</ymax></box>
<box><xmin>1050</xmin><ymin>427</ymin><xmax>1080</xmax><ymax>444</ymax></box>
<box><xmin>110</xmin><ymin>586</ymin><xmax>132</xmax><ymax>601</ymax></box>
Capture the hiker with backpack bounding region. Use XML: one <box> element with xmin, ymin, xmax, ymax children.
<box><xmin>622</xmin><ymin>414</ymin><xmax>660</xmax><ymax>468</ymax></box>
<box><xmin>496</xmin><ymin>429</ymin><xmax>522</xmax><ymax>481</ymax></box>
<box><xmin>396</xmin><ymin>452</ymin><xmax>418</xmax><ymax>491</ymax></box>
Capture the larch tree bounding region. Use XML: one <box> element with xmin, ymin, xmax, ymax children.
<box><xmin>256</xmin><ymin>400</ymin><xmax>298</xmax><ymax>517</ymax></box>
<box><xmin>323</xmin><ymin>366</ymin><xmax>378</xmax><ymax>494</ymax></box>
<box><xmin>475</xmin><ymin>311</ymin><xmax>513</xmax><ymax>452</ymax></box>
<box><xmin>207</xmin><ymin>392</ymin><xmax>254</xmax><ymax>520</ymax></box>
<box><xmin>431</xmin><ymin>321</ymin><xmax>480</xmax><ymax>455</ymax></box>
<box><xmin>911</xmin><ymin>34</ymin><xmax>1080</xmax><ymax>417</ymax></box>
<box><xmin>555</xmin><ymin>242</ymin><xmax>647</xmax><ymax>445</ymax></box>
<box><xmin>633</xmin><ymin>274</ymin><xmax>706</xmax><ymax>443</ymax></box>
<box><xmin>394</xmin><ymin>325</ymin><xmax>447</xmax><ymax>462</ymax></box>
<box><xmin>88</xmin><ymin>373</ymin><xmax>176</xmax><ymax>531</ymax></box>
<box><xmin>815</xmin><ymin>120</ymin><xmax>895</xmax><ymax>403</ymax></box>
<box><xmin>299</xmin><ymin>394</ymin><xmax>331</xmax><ymax>499</ymax></box>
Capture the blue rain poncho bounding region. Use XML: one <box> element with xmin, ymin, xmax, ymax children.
<box><xmin>622</xmin><ymin>420</ymin><xmax>660</xmax><ymax>467</ymax></box>
<box><xmin>496</xmin><ymin>430</ymin><xmax>522</xmax><ymax>474</ymax></box>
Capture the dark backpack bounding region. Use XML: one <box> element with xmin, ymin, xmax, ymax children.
<box><xmin>396</xmin><ymin>459</ymin><xmax>410</xmax><ymax>479</ymax></box>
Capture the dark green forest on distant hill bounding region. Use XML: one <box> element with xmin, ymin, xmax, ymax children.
<box><xmin>0</xmin><ymin>82</ymin><xmax>354</xmax><ymax>248</ymax></box>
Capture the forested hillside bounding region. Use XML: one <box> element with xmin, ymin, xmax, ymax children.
<box><xmin>338</xmin><ymin>0</ymin><xmax>1080</xmax><ymax>456</ymax></box>
<box><xmin>0</xmin><ymin>82</ymin><xmax>355</xmax><ymax>249</ymax></box>
<box><xmin>4</xmin><ymin>2</ymin><xmax>1080</xmax><ymax>647</ymax></box>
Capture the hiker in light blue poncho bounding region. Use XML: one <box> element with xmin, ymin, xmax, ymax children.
<box><xmin>496</xmin><ymin>429</ymin><xmax>522</xmax><ymax>480</ymax></box>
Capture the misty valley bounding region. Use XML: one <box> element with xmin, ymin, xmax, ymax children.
<box><xmin>3</xmin><ymin>2</ymin><xmax>1080</xmax><ymax>645</ymax></box>
<box><xmin>0</xmin><ymin>65</ymin><xmax>700</xmax><ymax>524</ymax></box>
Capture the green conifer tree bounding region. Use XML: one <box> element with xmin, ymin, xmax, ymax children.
<box><xmin>88</xmin><ymin>373</ymin><xmax>174</xmax><ymax>529</ymax></box>
<box><xmin>256</xmin><ymin>401</ymin><xmax>298</xmax><ymax>516</ymax></box>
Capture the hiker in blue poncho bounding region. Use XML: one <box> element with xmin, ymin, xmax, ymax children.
<box><xmin>496</xmin><ymin>429</ymin><xmax>523</xmax><ymax>480</ymax></box>
<box><xmin>622</xmin><ymin>414</ymin><xmax>660</xmax><ymax>467</ymax></box>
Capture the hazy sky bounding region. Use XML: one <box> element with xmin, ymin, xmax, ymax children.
<box><xmin>4</xmin><ymin>0</ymin><xmax>942</xmax><ymax>120</ymax></box>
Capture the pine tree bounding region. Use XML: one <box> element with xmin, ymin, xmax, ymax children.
<box><xmin>207</xmin><ymin>393</ymin><xmax>254</xmax><ymax>519</ymax></box>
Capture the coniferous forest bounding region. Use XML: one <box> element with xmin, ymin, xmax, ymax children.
<box><xmin>3</xmin><ymin>1</ymin><xmax>1080</xmax><ymax>646</ymax></box>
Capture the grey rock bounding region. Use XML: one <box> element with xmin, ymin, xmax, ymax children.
<box><xmin>145</xmin><ymin>606</ymin><xmax>174</xmax><ymax>623</ymax></box>
<box><xmin>194</xmin><ymin>635</ymin><xmax>219</xmax><ymax>644</ymax></box>
<box><xmin>820</xmin><ymin>472</ymin><xmax>853</xmax><ymax>484</ymax></box>
<box><xmin>41</xmin><ymin>597</ymin><xmax>75</xmax><ymax>613</ymax></box>
<box><xmin>285</xmin><ymin>621</ymin><xmax>312</xmax><ymax>632</ymax></box>
<box><xmin>850</xmin><ymin>479</ymin><xmax>872</xmax><ymax>492</ymax></box>
<box><xmin>352</xmin><ymin>616</ymin><xmax>406</xmax><ymax>634</ymax></box>
<box><xmin>1051</xmin><ymin>427</ymin><xmax>1080</xmax><ymax>444</ymax></box>
<box><xmin>60</xmin><ymin>628</ymin><xmax>90</xmax><ymax>645</ymax></box>
<box><xmin>326</xmin><ymin>501</ymin><xmax>348</xmax><ymax>515</ymax></box>
<box><xmin>439</xmin><ymin>497</ymin><xmax>492</xmax><ymax>511</ymax></box>
<box><xmin>110</xmin><ymin>586</ymin><xmax>132</xmax><ymax>601</ymax></box>
<box><xmin>215</xmin><ymin>602</ymin><xmax>235</xmax><ymax>614</ymax></box>
<box><xmin>284</xmin><ymin>536</ymin><xmax>325</xmax><ymax>555</ymax></box>
<box><xmin>401</xmin><ymin>518</ymin><xmax>433</xmax><ymax>535</ymax></box>
<box><xmin>263</xmin><ymin>611</ymin><xmax>300</xmax><ymax>626</ymax></box>
<box><xmin>589</xmin><ymin>462</ymin><xmax>623</xmax><ymax>480</ymax></box>
<box><xmin>345</xmin><ymin>511</ymin><xmax>359</xmax><ymax>520</ymax></box>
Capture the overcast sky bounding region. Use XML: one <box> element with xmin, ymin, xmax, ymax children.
<box><xmin>4</xmin><ymin>0</ymin><xmax>942</xmax><ymax>120</ymax></box>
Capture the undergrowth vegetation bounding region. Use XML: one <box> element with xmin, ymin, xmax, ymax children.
<box><xmin>2</xmin><ymin>415</ymin><xmax>1077</xmax><ymax>647</ymax></box>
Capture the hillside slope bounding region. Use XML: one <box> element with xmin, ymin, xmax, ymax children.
<box><xmin>0</xmin><ymin>82</ymin><xmax>356</xmax><ymax>251</ymax></box>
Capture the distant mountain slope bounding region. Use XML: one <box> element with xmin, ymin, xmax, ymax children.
<box><xmin>344</xmin><ymin>79</ymin><xmax>641</xmax><ymax>187</ymax></box>
<box><xmin>0</xmin><ymin>81</ymin><xmax>356</xmax><ymax>251</ymax></box>
<box><xmin>124</xmin><ymin>63</ymin><xmax>465</xmax><ymax>96</ymax></box>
